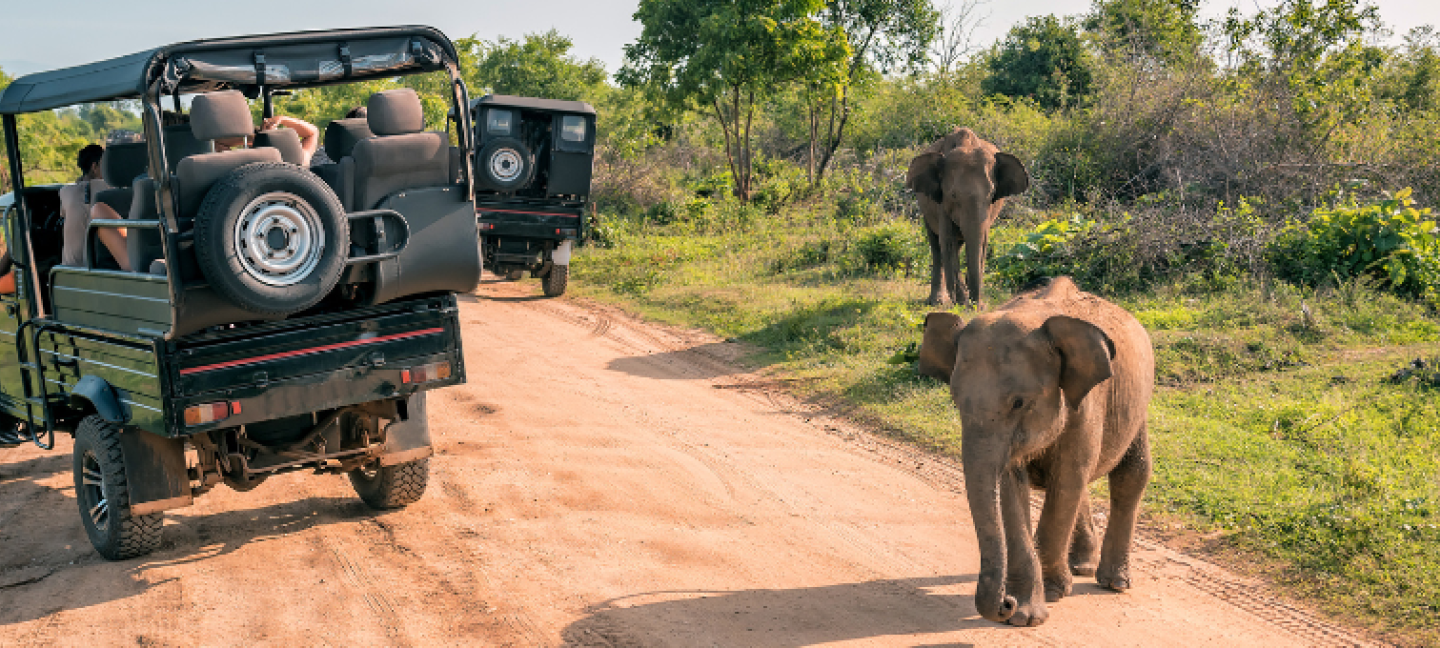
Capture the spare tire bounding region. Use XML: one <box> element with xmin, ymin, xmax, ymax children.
<box><xmin>476</xmin><ymin>137</ymin><xmax>535</xmax><ymax>192</ymax></box>
<box><xmin>194</xmin><ymin>163</ymin><xmax>348</xmax><ymax>315</ymax></box>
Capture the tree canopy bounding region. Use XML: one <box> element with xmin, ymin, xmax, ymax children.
<box><xmin>982</xmin><ymin>15</ymin><xmax>1094</xmax><ymax>110</ymax></box>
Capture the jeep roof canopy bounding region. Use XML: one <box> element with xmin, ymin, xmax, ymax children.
<box><xmin>471</xmin><ymin>94</ymin><xmax>595</xmax><ymax>116</ymax></box>
<box><xmin>0</xmin><ymin>26</ymin><xmax>458</xmax><ymax>114</ymax></box>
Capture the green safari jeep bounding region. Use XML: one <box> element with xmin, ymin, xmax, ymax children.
<box><xmin>0</xmin><ymin>26</ymin><xmax>483</xmax><ymax>559</ymax></box>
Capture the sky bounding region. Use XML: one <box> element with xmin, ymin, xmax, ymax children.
<box><xmin>1</xmin><ymin>0</ymin><xmax>1438</xmax><ymax>80</ymax></box>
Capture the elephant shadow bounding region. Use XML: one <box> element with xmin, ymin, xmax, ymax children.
<box><xmin>561</xmin><ymin>574</ymin><xmax>988</xmax><ymax>647</ymax></box>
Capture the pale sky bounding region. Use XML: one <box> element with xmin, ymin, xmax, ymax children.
<box><xmin>1</xmin><ymin>0</ymin><xmax>1437</xmax><ymax>80</ymax></box>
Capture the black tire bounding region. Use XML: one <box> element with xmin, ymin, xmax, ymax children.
<box><xmin>349</xmin><ymin>458</ymin><xmax>429</xmax><ymax>509</ymax></box>
<box><xmin>194</xmin><ymin>162</ymin><xmax>349</xmax><ymax>315</ymax></box>
<box><xmin>73</xmin><ymin>416</ymin><xmax>163</xmax><ymax>560</ymax></box>
<box><xmin>476</xmin><ymin>137</ymin><xmax>535</xmax><ymax>192</ymax></box>
<box><xmin>543</xmin><ymin>264</ymin><xmax>568</xmax><ymax>297</ymax></box>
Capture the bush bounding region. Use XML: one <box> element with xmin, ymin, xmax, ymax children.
<box><xmin>850</xmin><ymin>222</ymin><xmax>927</xmax><ymax>275</ymax></box>
<box><xmin>1270</xmin><ymin>188</ymin><xmax>1440</xmax><ymax>307</ymax></box>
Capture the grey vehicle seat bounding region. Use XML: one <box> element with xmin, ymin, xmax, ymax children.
<box><xmin>253</xmin><ymin>128</ymin><xmax>306</xmax><ymax>165</ymax></box>
<box><xmin>91</xmin><ymin>142</ymin><xmax>149</xmax><ymax>218</ymax></box>
<box><xmin>349</xmin><ymin>88</ymin><xmax>451</xmax><ymax>210</ymax></box>
<box><xmin>312</xmin><ymin>117</ymin><xmax>373</xmax><ymax>210</ymax></box>
<box><xmin>174</xmin><ymin>90</ymin><xmax>282</xmax><ymax>216</ymax></box>
<box><xmin>162</xmin><ymin>123</ymin><xmax>213</xmax><ymax>170</ymax></box>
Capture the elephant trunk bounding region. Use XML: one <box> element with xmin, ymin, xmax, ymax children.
<box><xmin>963</xmin><ymin>438</ymin><xmax>1017</xmax><ymax>623</ymax></box>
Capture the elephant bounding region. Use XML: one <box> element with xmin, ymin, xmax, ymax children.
<box><xmin>918</xmin><ymin>276</ymin><xmax>1155</xmax><ymax>627</ymax></box>
<box><xmin>906</xmin><ymin>128</ymin><xmax>1030</xmax><ymax>307</ymax></box>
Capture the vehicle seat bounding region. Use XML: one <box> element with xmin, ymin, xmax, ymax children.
<box><xmin>126</xmin><ymin>176</ymin><xmax>166</xmax><ymax>274</ymax></box>
<box><xmin>163</xmin><ymin>123</ymin><xmax>213</xmax><ymax>170</ymax></box>
<box><xmin>312</xmin><ymin>117</ymin><xmax>372</xmax><ymax>211</ymax></box>
<box><xmin>174</xmin><ymin>90</ymin><xmax>282</xmax><ymax>217</ymax></box>
<box><xmin>253</xmin><ymin>128</ymin><xmax>306</xmax><ymax>165</ymax></box>
<box><xmin>92</xmin><ymin>142</ymin><xmax>149</xmax><ymax>218</ymax></box>
<box><xmin>349</xmin><ymin>89</ymin><xmax>452</xmax><ymax>210</ymax></box>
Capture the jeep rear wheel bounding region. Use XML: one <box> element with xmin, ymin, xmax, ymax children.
<box><xmin>543</xmin><ymin>264</ymin><xmax>568</xmax><ymax>297</ymax></box>
<box><xmin>195</xmin><ymin>163</ymin><xmax>348</xmax><ymax>315</ymax></box>
<box><xmin>73</xmin><ymin>416</ymin><xmax>163</xmax><ymax>560</ymax></box>
<box><xmin>349</xmin><ymin>458</ymin><xmax>429</xmax><ymax>509</ymax></box>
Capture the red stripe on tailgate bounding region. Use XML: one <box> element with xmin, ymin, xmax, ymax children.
<box><xmin>180</xmin><ymin>327</ymin><xmax>446</xmax><ymax>376</ymax></box>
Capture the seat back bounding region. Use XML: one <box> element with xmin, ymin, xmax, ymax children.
<box><xmin>163</xmin><ymin>123</ymin><xmax>213</xmax><ymax>171</ymax></box>
<box><xmin>175</xmin><ymin>91</ymin><xmax>282</xmax><ymax>216</ymax></box>
<box><xmin>324</xmin><ymin>117</ymin><xmax>372</xmax><ymax>160</ymax></box>
<box><xmin>253</xmin><ymin>128</ymin><xmax>306</xmax><ymax>165</ymax></box>
<box><xmin>126</xmin><ymin>177</ymin><xmax>165</xmax><ymax>274</ymax></box>
<box><xmin>350</xmin><ymin>89</ymin><xmax>452</xmax><ymax>210</ymax></box>
<box><xmin>92</xmin><ymin>142</ymin><xmax>149</xmax><ymax>218</ymax></box>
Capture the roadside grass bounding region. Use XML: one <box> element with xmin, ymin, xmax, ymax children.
<box><xmin>570</xmin><ymin>212</ymin><xmax>1440</xmax><ymax>644</ymax></box>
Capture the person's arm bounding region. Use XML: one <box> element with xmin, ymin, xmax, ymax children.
<box><xmin>263</xmin><ymin>115</ymin><xmax>320</xmax><ymax>163</ymax></box>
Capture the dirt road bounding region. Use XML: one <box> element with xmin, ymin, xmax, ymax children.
<box><xmin>0</xmin><ymin>278</ymin><xmax>1377</xmax><ymax>647</ymax></box>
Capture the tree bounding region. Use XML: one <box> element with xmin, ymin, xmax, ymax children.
<box><xmin>805</xmin><ymin>0</ymin><xmax>940</xmax><ymax>183</ymax></box>
<box><xmin>460</xmin><ymin>30</ymin><xmax>609</xmax><ymax>102</ymax></box>
<box><xmin>620</xmin><ymin>0</ymin><xmax>849</xmax><ymax>202</ymax></box>
<box><xmin>1084</xmin><ymin>0</ymin><xmax>1201</xmax><ymax>67</ymax></box>
<box><xmin>982</xmin><ymin>16</ymin><xmax>1094</xmax><ymax>110</ymax></box>
<box><xmin>931</xmin><ymin>0</ymin><xmax>991</xmax><ymax>76</ymax></box>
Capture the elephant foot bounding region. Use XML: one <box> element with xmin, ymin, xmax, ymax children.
<box><xmin>1005</xmin><ymin>600</ymin><xmax>1049</xmax><ymax>627</ymax></box>
<box><xmin>1069</xmin><ymin>562</ymin><xmax>1097</xmax><ymax>577</ymax></box>
<box><xmin>1043</xmin><ymin>573</ymin><xmax>1073</xmax><ymax>603</ymax></box>
<box><xmin>1096</xmin><ymin>563</ymin><xmax>1132</xmax><ymax>592</ymax></box>
<box><xmin>927</xmin><ymin>293</ymin><xmax>951</xmax><ymax>307</ymax></box>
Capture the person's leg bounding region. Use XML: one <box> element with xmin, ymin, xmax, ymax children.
<box><xmin>0</xmin><ymin>270</ymin><xmax>14</xmax><ymax>295</ymax></box>
<box><xmin>90</xmin><ymin>203</ymin><xmax>131</xmax><ymax>271</ymax></box>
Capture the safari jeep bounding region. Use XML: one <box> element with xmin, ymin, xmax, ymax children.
<box><xmin>0</xmin><ymin>26</ymin><xmax>482</xmax><ymax>559</ymax></box>
<box><xmin>471</xmin><ymin>95</ymin><xmax>595</xmax><ymax>297</ymax></box>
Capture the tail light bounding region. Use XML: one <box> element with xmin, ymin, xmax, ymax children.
<box><xmin>402</xmin><ymin>361</ymin><xmax>452</xmax><ymax>384</ymax></box>
<box><xmin>184</xmin><ymin>401</ymin><xmax>241</xmax><ymax>427</ymax></box>
<box><xmin>478</xmin><ymin>222</ymin><xmax>496</xmax><ymax>231</ymax></box>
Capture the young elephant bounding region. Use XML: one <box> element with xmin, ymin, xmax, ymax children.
<box><xmin>920</xmin><ymin>277</ymin><xmax>1155</xmax><ymax>627</ymax></box>
<box><xmin>906</xmin><ymin>128</ymin><xmax>1029</xmax><ymax>307</ymax></box>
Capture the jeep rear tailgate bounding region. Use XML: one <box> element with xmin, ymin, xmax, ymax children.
<box><xmin>165</xmin><ymin>294</ymin><xmax>463</xmax><ymax>436</ymax></box>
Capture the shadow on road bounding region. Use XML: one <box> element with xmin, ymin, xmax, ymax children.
<box><xmin>562</xmin><ymin>575</ymin><xmax>986</xmax><ymax>647</ymax></box>
<box><xmin>0</xmin><ymin>456</ymin><xmax>371</xmax><ymax>629</ymax></box>
<box><xmin>605</xmin><ymin>343</ymin><xmax>747</xmax><ymax>380</ymax></box>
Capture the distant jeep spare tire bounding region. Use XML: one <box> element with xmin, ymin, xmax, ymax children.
<box><xmin>476</xmin><ymin>137</ymin><xmax>535</xmax><ymax>192</ymax></box>
<box><xmin>194</xmin><ymin>163</ymin><xmax>348</xmax><ymax>315</ymax></box>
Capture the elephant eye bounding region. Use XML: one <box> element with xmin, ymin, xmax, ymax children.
<box><xmin>1010</xmin><ymin>397</ymin><xmax>1025</xmax><ymax>411</ymax></box>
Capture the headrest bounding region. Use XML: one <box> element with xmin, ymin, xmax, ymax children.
<box><xmin>100</xmin><ymin>142</ymin><xmax>149</xmax><ymax>189</ymax></box>
<box><xmin>253</xmin><ymin>128</ymin><xmax>305</xmax><ymax>165</ymax></box>
<box><xmin>190</xmin><ymin>90</ymin><xmax>255</xmax><ymax>141</ymax></box>
<box><xmin>162</xmin><ymin>123</ymin><xmax>214</xmax><ymax>171</ymax></box>
<box><xmin>324</xmin><ymin>118</ymin><xmax>373</xmax><ymax>160</ymax></box>
<box><xmin>367</xmin><ymin>89</ymin><xmax>424</xmax><ymax>136</ymax></box>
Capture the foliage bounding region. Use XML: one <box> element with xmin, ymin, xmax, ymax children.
<box><xmin>1084</xmin><ymin>0</ymin><xmax>1202</xmax><ymax>66</ymax></box>
<box><xmin>458</xmin><ymin>30</ymin><xmax>608</xmax><ymax>101</ymax></box>
<box><xmin>981</xmin><ymin>15</ymin><xmax>1095</xmax><ymax>110</ymax></box>
<box><xmin>991</xmin><ymin>214</ymin><xmax>1095</xmax><ymax>285</ymax></box>
<box><xmin>1271</xmin><ymin>188</ymin><xmax>1440</xmax><ymax>307</ymax></box>
<box><xmin>620</xmin><ymin>0</ymin><xmax>851</xmax><ymax>202</ymax></box>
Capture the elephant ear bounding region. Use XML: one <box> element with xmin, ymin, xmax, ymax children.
<box><xmin>1042</xmin><ymin>315</ymin><xmax>1115</xmax><ymax>407</ymax></box>
<box><xmin>906</xmin><ymin>152</ymin><xmax>946</xmax><ymax>204</ymax></box>
<box><xmin>992</xmin><ymin>152</ymin><xmax>1029</xmax><ymax>202</ymax></box>
<box><xmin>917</xmin><ymin>312</ymin><xmax>966</xmax><ymax>382</ymax></box>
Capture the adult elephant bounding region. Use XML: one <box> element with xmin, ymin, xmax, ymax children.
<box><xmin>906</xmin><ymin>128</ymin><xmax>1030</xmax><ymax>306</ymax></box>
<box><xmin>918</xmin><ymin>277</ymin><xmax>1155</xmax><ymax>626</ymax></box>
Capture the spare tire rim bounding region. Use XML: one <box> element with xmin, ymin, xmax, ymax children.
<box><xmin>488</xmin><ymin>148</ymin><xmax>524</xmax><ymax>183</ymax></box>
<box><xmin>81</xmin><ymin>449</ymin><xmax>110</xmax><ymax>532</ymax></box>
<box><xmin>234</xmin><ymin>191</ymin><xmax>325</xmax><ymax>287</ymax></box>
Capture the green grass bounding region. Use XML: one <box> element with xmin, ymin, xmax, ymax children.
<box><xmin>571</xmin><ymin>211</ymin><xmax>1440</xmax><ymax>644</ymax></box>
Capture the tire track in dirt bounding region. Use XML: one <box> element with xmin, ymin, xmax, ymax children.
<box><xmin>483</xmin><ymin>283</ymin><xmax>1381</xmax><ymax>647</ymax></box>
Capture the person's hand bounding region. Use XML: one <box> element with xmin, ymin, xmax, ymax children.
<box><xmin>261</xmin><ymin>115</ymin><xmax>285</xmax><ymax>131</ymax></box>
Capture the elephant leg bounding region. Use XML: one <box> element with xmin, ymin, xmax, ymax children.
<box><xmin>926</xmin><ymin>226</ymin><xmax>944</xmax><ymax>305</ymax></box>
<box><xmin>1069</xmin><ymin>495</ymin><xmax>1100</xmax><ymax>577</ymax></box>
<box><xmin>1034</xmin><ymin>463</ymin><xmax>1087</xmax><ymax>603</ymax></box>
<box><xmin>1098</xmin><ymin>430</ymin><xmax>1152</xmax><ymax>592</ymax></box>
<box><xmin>1001</xmin><ymin>466</ymin><xmax>1047</xmax><ymax>627</ymax></box>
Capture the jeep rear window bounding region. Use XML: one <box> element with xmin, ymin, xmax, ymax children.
<box><xmin>560</xmin><ymin>115</ymin><xmax>586</xmax><ymax>142</ymax></box>
<box><xmin>487</xmin><ymin>109</ymin><xmax>512</xmax><ymax>136</ymax></box>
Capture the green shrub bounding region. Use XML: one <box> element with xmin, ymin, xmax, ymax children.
<box><xmin>992</xmin><ymin>214</ymin><xmax>1096</xmax><ymax>285</ymax></box>
<box><xmin>851</xmin><ymin>222</ymin><xmax>926</xmax><ymax>275</ymax></box>
<box><xmin>1271</xmin><ymin>188</ymin><xmax>1440</xmax><ymax>307</ymax></box>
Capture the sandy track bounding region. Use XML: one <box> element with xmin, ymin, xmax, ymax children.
<box><xmin>0</xmin><ymin>277</ymin><xmax>1378</xmax><ymax>647</ymax></box>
